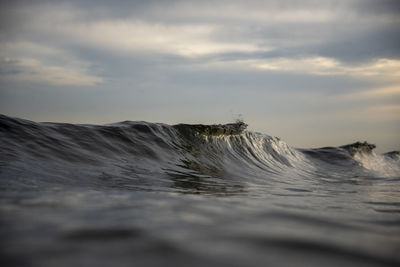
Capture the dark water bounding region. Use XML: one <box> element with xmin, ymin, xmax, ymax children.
<box><xmin>1</xmin><ymin>114</ymin><xmax>399</xmax><ymax>267</ymax></box>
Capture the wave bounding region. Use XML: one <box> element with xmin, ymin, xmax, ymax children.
<box><xmin>0</xmin><ymin>114</ymin><xmax>399</xmax><ymax>192</ymax></box>
<box><xmin>1</xmin><ymin>114</ymin><xmax>400</xmax><ymax>267</ymax></box>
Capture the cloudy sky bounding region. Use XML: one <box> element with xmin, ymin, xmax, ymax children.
<box><xmin>0</xmin><ymin>0</ymin><xmax>399</xmax><ymax>152</ymax></box>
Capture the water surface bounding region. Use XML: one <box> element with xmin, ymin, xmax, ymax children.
<box><xmin>1</xmin><ymin>115</ymin><xmax>399</xmax><ymax>266</ymax></box>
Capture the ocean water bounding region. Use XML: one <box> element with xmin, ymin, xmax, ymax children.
<box><xmin>0</xmin><ymin>114</ymin><xmax>399</xmax><ymax>267</ymax></box>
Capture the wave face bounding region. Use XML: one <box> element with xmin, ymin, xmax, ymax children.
<box><xmin>1</xmin><ymin>114</ymin><xmax>400</xmax><ymax>267</ymax></box>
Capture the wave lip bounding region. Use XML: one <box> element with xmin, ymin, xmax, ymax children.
<box><xmin>340</xmin><ymin>141</ymin><xmax>376</xmax><ymax>156</ymax></box>
<box><xmin>174</xmin><ymin>121</ymin><xmax>248</xmax><ymax>136</ymax></box>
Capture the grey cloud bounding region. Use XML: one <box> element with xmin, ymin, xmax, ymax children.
<box><xmin>2</xmin><ymin>0</ymin><xmax>399</xmax><ymax>63</ymax></box>
<box><xmin>314</xmin><ymin>27</ymin><xmax>400</xmax><ymax>63</ymax></box>
<box><xmin>356</xmin><ymin>0</ymin><xmax>400</xmax><ymax>15</ymax></box>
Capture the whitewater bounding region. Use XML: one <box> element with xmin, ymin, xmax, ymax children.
<box><xmin>0</xmin><ymin>114</ymin><xmax>399</xmax><ymax>267</ymax></box>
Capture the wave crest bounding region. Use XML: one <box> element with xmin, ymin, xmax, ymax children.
<box><xmin>0</xmin><ymin>115</ymin><xmax>399</xmax><ymax>193</ymax></box>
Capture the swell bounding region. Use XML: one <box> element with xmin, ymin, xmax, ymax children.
<box><xmin>0</xmin><ymin>115</ymin><xmax>399</xmax><ymax>192</ymax></box>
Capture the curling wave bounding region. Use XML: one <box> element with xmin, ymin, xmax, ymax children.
<box><xmin>1</xmin><ymin>114</ymin><xmax>398</xmax><ymax>193</ymax></box>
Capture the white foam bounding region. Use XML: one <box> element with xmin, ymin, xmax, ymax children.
<box><xmin>353</xmin><ymin>151</ymin><xmax>400</xmax><ymax>177</ymax></box>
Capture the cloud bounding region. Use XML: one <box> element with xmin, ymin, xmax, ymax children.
<box><xmin>249</xmin><ymin>57</ymin><xmax>400</xmax><ymax>79</ymax></box>
<box><xmin>150</xmin><ymin>3</ymin><xmax>338</xmax><ymax>24</ymax></box>
<box><xmin>1</xmin><ymin>57</ymin><xmax>103</xmax><ymax>86</ymax></box>
<box><xmin>57</xmin><ymin>20</ymin><xmax>262</xmax><ymax>57</ymax></box>
<box><xmin>342</xmin><ymin>86</ymin><xmax>400</xmax><ymax>100</ymax></box>
<box><xmin>0</xmin><ymin>41</ymin><xmax>103</xmax><ymax>86</ymax></box>
<box><xmin>364</xmin><ymin>104</ymin><xmax>400</xmax><ymax>121</ymax></box>
<box><xmin>2</xmin><ymin>0</ymin><xmax>399</xmax><ymax>64</ymax></box>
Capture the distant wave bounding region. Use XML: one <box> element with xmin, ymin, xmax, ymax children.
<box><xmin>0</xmin><ymin>114</ymin><xmax>399</xmax><ymax>192</ymax></box>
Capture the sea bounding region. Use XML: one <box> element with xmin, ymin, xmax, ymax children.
<box><xmin>1</xmin><ymin>114</ymin><xmax>399</xmax><ymax>267</ymax></box>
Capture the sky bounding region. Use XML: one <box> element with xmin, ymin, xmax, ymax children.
<box><xmin>0</xmin><ymin>0</ymin><xmax>399</xmax><ymax>152</ymax></box>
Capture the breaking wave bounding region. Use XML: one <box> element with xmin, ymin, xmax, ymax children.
<box><xmin>1</xmin><ymin>114</ymin><xmax>398</xmax><ymax>193</ymax></box>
